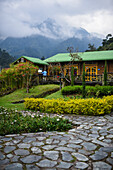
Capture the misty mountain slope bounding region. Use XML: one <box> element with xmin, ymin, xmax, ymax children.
<box><xmin>0</xmin><ymin>18</ymin><xmax>102</xmax><ymax>58</ymax></box>
<box><xmin>0</xmin><ymin>35</ymin><xmax>61</xmax><ymax>58</ymax></box>
<box><xmin>51</xmin><ymin>36</ymin><xmax>102</xmax><ymax>54</ymax></box>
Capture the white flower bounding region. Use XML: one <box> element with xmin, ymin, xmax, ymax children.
<box><xmin>57</xmin><ymin>118</ymin><xmax>59</xmax><ymax>121</ymax></box>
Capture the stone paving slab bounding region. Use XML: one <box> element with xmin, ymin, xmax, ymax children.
<box><xmin>0</xmin><ymin>112</ymin><xmax>113</xmax><ymax>169</ymax></box>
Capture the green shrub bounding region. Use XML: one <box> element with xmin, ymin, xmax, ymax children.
<box><xmin>61</xmin><ymin>85</ymin><xmax>82</xmax><ymax>95</ymax></box>
<box><xmin>61</xmin><ymin>85</ymin><xmax>113</xmax><ymax>97</ymax></box>
<box><xmin>0</xmin><ymin>106</ymin><xmax>72</xmax><ymax>136</ymax></box>
<box><xmin>24</xmin><ymin>95</ymin><xmax>113</xmax><ymax>116</ymax></box>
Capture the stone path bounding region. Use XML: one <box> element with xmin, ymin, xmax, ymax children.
<box><xmin>0</xmin><ymin>112</ymin><xmax>113</xmax><ymax>170</ymax></box>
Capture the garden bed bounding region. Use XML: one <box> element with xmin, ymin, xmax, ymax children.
<box><xmin>0</xmin><ymin>106</ymin><xmax>73</xmax><ymax>136</ymax></box>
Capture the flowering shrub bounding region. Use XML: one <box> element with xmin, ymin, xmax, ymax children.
<box><xmin>0</xmin><ymin>62</ymin><xmax>39</xmax><ymax>93</ymax></box>
<box><xmin>24</xmin><ymin>95</ymin><xmax>113</xmax><ymax>115</ymax></box>
<box><xmin>0</xmin><ymin>106</ymin><xmax>72</xmax><ymax>135</ymax></box>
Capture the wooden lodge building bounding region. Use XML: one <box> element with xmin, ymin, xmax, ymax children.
<box><xmin>44</xmin><ymin>50</ymin><xmax>113</xmax><ymax>82</ymax></box>
<box><xmin>13</xmin><ymin>50</ymin><xmax>113</xmax><ymax>83</ymax></box>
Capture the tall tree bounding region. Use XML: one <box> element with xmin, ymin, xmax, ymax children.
<box><xmin>104</xmin><ymin>60</ymin><xmax>107</xmax><ymax>86</ymax></box>
<box><xmin>0</xmin><ymin>48</ymin><xmax>15</xmax><ymax>69</ymax></box>
<box><xmin>97</xmin><ymin>34</ymin><xmax>113</xmax><ymax>51</ymax></box>
<box><xmin>82</xmin><ymin>62</ymin><xmax>86</xmax><ymax>98</ymax></box>
<box><xmin>106</xmin><ymin>34</ymin><xmax>112</xmax><ymax>40</ymax></box>
<box><xmin>86</xmin><ymin>43</ymin><xmax>96</xmax><ymax>51</ymax></box>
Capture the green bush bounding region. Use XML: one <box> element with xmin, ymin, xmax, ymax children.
<box><xmin>61</xmin><ymin>85</ymin><xmax>113</xmax><ymax>97</ymax></box>
<box><xmin>62</xmin><ymin>85</ymin><xmax>82</xmax><ymax>95</ymax></box>
<box><xmin>0</xmin><ymin>107</ymin><xmax>72</xmax><ymax>136</ymax></box>
<box><xmin>24</xmin><ymin>95</ymin><xmax>113</xmax><ymax>116</ymax></box>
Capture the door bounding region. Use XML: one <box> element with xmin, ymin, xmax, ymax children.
<box><xmin>85</xmin><ymin>66</ymin><xmax>97</xmax><ymax>81</ymax></box>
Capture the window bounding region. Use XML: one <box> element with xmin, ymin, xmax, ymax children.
<box><xmin>21</xmin><ymin>58</ymin><xmax>24</xmax><ymax>62</ymax></box>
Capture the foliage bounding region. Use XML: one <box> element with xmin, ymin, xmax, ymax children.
<box><xmin>0</xmin><ymin>106</ymin><xmax>72</xmax><ymax>135</ymax></box>
<box><xmin>0</xmin><ymin>62</ymin><xmax>39</xmax><ymax>93</ymax></box>
<box><xmin>0</xmin><ymin>48</ymin><xmax>15</xmax><ymax>69</ymax></box>
<box><xmin>104</xmin><ymin>60</ymin><xmax>107</xmax><ymax>86</ymax></box>
<box><xmin>82</xmin><ymin>63</ymin><xmax>86</xmax><ymax>98</ymax></box>
<box><xmin>61</xmin><ymin>85</ymin><xmax>113</xmax><ymax>97</ymax></box>
<box><xmin>24</xmin><ymin>95</ymin><xmax>113</xmax><ymax>116</ymax></box>
<box><xmin>97</xmin><ymin>34</ymin><xmax>113</xmax><ymax>50</ymax></box>
<box><xmin>62</xmin><ymin>85</ymin><xmax>82</xmax><ymax>95</ymax></box>
<box><xmin>86</xmin><ymin>43</ymin><xmax>96</xmax><ymax>52</ymax></box>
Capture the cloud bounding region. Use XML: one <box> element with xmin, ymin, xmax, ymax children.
<box><xmin>0</xmin><ymin>0</ymin><xmax>113</xmax><ymax>38</ymax></box>
<box><xmin>59</xmin><ymin>10</ymin><xmax>113</xmax><ymax>36</ymax></box>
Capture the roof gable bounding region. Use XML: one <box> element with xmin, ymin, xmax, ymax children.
<box><xmin>13</xmin><ymin>56</ymin><xmax>49</xmax><ymax>65</ymax></box>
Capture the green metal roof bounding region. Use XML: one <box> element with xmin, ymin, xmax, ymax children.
<box><xmin>44</xmin><ymin>50</ymin><xmax>113</xmax><ymax>63</ymax></box>
<box><xmin>14</xmin><ymin>56</ymin><xmax>49</xmax><ymax>65</ymax></box>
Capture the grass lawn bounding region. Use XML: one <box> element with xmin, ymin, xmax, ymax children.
<box><xmin>45</xmin><ymin>90</ymin><xmax>82</xmax><ymax>100</ymax></box>
<box><xmin>0</xmin><ymin>84</ymin><xmax>59</xmax><ymax>110</ymax></box>
<box><xmin>45</xmin><ymin>90</ymin><xmax>64</xmax><ymax>99</ymax></box>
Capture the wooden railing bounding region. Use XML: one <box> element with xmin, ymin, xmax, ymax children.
<box><xmin>31</xmin><ymin>73</ymin><xmax>113</xmax><ymax>85</ymax></box>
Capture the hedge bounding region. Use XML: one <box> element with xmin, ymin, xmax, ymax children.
<box><xmin>24</xmin><ymin>95</ymin><xmax>113</xmax><ymax>116</ymax></box>
<box><xmin>61</xmin><ymin>85</ymin><xmax>113</xmax><ymax>97</ymax></box>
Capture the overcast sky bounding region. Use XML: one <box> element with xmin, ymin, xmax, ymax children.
<box><xmin>0</xmin><ymin>0</ymin><xmax>113</xmax><ymax>38</ymax></box>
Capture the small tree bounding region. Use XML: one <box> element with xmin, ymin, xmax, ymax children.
<box><xmin>104</xmin><ymin>60</ymin><xmax>107</xmax><ymax>86</ymax></box>
<box><xmin>67</xmin><ymin>47</ymin><xmax>82</xmax><ymax>86</ymax></box>
<box><xmin>82</xmin><ymin>62</ymin><xmax>86</xmax><ymax>98</ymax></box>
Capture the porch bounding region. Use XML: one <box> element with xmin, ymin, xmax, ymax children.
<box><xmin>36</xmin><ymin>72</ymin><xmax>113</xmax><ymax>86</ymax></box>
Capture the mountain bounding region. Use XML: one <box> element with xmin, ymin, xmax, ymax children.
<box><xmin>52</xmin><ymin>36</ymin><xmax>102</xmax><ymax>54</ymax></box>
<box><xmin>34</xmin><ymin>18</ymin><xmax>63</xmax><ymax>39</ymax></box>
<box><xmin>33</xmin><ymin>18</ymin><xmax>91</xmax><ymax>40</ymax></box>
<box><xmin>0</xmin><ymin>35</ymin><xmax>61</xmax><ymax>58</ymax></box>
<box><xmin>0</xmin><ymin>18</ymin><xmax>102</xmax><ymax>59</ymax></box>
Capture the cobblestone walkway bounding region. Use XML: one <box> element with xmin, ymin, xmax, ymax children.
<box><xmin>0</xmin><ymin>112</ymin><xmax>113</xmax><ymax>170</ymax></box>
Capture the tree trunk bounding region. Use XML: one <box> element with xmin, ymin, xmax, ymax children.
<box><xmin>26</xmin><ymin>76</ymin><xmax>29</xmax><ymax>93</ymax></box>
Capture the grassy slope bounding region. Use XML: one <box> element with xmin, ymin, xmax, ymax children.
<box><xmin>45</xmin><ymin>90</ymin><xmax>64</xmax><ymax>99</ymax></box>
<box><xmin>0</xmin><ymin>84</ymin><xmax>59</xmax><ymax>110</ymax></box>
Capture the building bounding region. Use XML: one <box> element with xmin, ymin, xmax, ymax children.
<box><xmin>44</xmin><ymin>50</ymin><xmax>113</xmax><ymax>82</ymax></box>
<box><xmin>13</xmin><ymin>56</ymin><xmax>48</xmax><ymax>73</ymax></box>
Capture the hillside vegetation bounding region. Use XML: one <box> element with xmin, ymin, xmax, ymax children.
<box><xmin>0</xmin><ymin>48</ymin><xmax>15</xmax><ymax>68</ymax></box>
